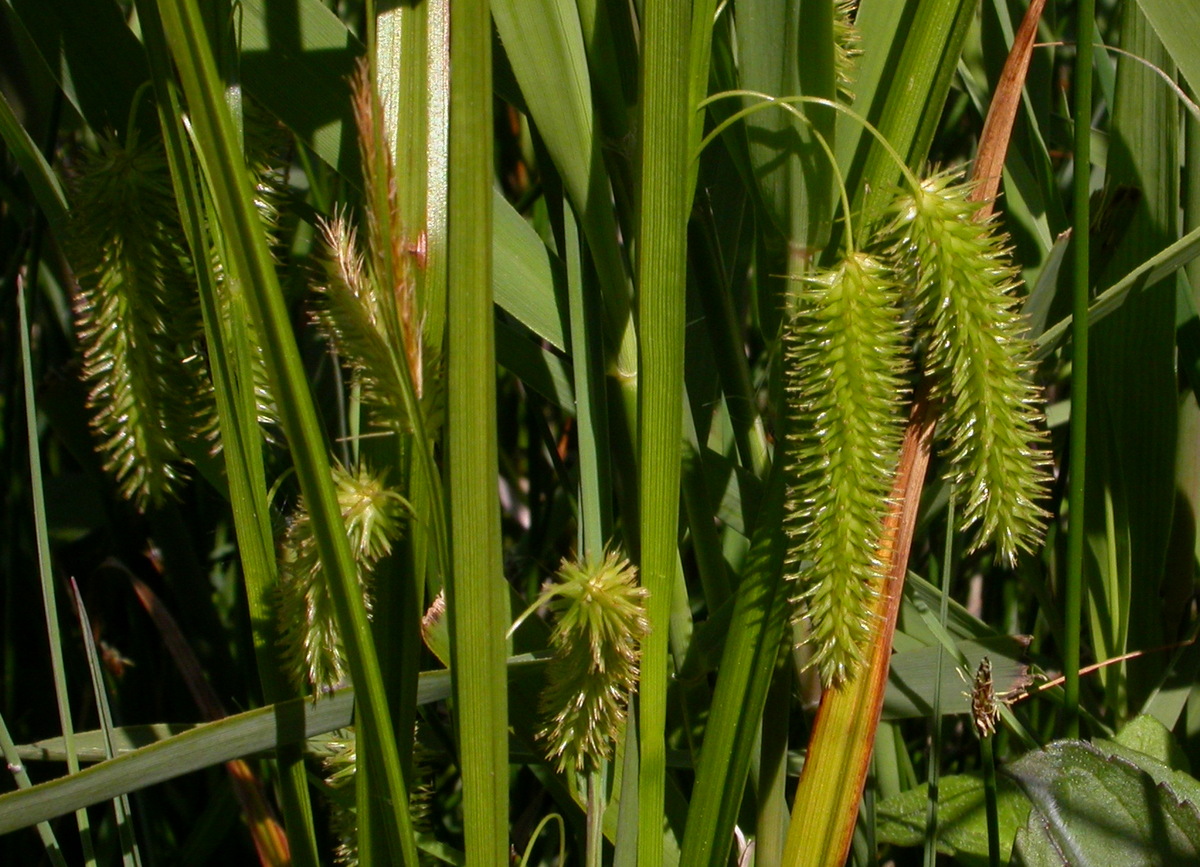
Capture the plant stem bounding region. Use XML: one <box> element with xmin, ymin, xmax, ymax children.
<box><xmin>923</xmin><ymin>489</ymin><xmax>955</xmax><ymax>867</ymax></box>
<box><xmin>1064</xmin><ymin>0</ymin><xmax>1095</xmax><ymax>739</ymax></box>
<box><xmin>446</xmin><ymin>0</ymin><xmax>508</xmax><ymax>863</ymax></box>
<box><xmin>781</xmin><ymin>388</ymin><xmax>938</xmax><ymax>867</ymax></box>
<box><xmin>980</xmin><ymin>733</ymin><xmax>1000</xmax><ymax>867</ymax></box>
<box><xmin>586</xmin><ymin>767</ymin><xmax>605</xmax><ymax>867</ymax></box>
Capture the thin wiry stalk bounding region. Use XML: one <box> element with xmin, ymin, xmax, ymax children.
<box><xmin>1064</xmin><ymin>0</ymin><xmax>1095</xmax><ymax>738</ymax></box>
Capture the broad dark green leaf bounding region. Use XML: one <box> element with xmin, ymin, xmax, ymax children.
<box><xmin>1082</xmin><ymin>3</ymin><xmax>1179</xmax><ymax>712</ymax></box>
<box><xmin>239</xmin><ymin>0</ymin><xmax>359</xmax><ymax>177</ymax></box>
<box><xmin>877</xmin><ymin>773</ymin><xmax>1029</xmax><ymax>866</ymax></box>
<box><xmin>1007</xmin><ymin>738</ymin><xmax>1200</xmax><ymax>866</ymax></box>
<box><xmin>5</xmin><ymin>0</ymin><xmax>147</xmax><ymax>133</ymax></box>
<box><xmin>493</xmin><ymin>189</ymin><xmax>569</xmax><ymax>352</ymax></box>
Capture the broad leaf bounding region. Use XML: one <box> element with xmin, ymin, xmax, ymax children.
<box><xmin>1007</xmin><ymin>738</ymin><xmax>1200</xmax><ymax>866</ymax></box>
<box><xmin>876</xmin><ymin>773</ymin><xmax>1029</xmax><ymax>866</ymax></box>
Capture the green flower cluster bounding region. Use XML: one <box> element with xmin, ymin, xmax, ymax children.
<box><xmin>884</xmin><ymin>170</ymin><xmax>1050</xmax><ymax>564</ymax></box>
<box><xmin>783</xmin><ymin>253</ymin><xmax>909</xmax><ymax>685</ymax></box>
<box><xmin>784</xmin><ymin>171</ymin><xmax>1050</xmax><ymax>686</ymax></box>
<box><xmin>537</xmin><ymin>551</ymin><xmax>649</xmax><ymax>774</ymax></box>
<box><xmin>275</xmin><ymin>462</ymin><xmax>408</xmax><ymax>692</ymax></box>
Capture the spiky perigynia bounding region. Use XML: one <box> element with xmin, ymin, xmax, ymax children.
<box><xmin>317</xmin><ymin>725</ymin><xmax>432</xmax><ymax>866</ymax></box>
<box><xmin>883</xmin><ymin>169</ymin><xmax>1050</xmax><ymax>564</ymax></box>
<box><xmin>833</xmin><ymin>0</ymin><xmax>862</xmax><ymax>102</ymax></box>
<box><xmin>69</xmin><ymin>134</ymin><xmax>216</xmax><ymax>507</ymax></box>
<box><xmin>783</xmin><ymin>252</ymin><xmax>909</xmax><ymax>686</ymax></box>
<box><xmin>537</xmin><ymin>551</ymin><xmax>648</xmax><ymax>773</ymax></box>
<box><xmin>275</xmin><ymin>461</ymin><xmax>408</xmax><ymax>692</ymax></box>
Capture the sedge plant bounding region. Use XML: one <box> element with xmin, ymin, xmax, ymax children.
<box><xmin>5</xmin><ymin>2</ymin><xmax>1200</xmax><ymax>866</ymax></box>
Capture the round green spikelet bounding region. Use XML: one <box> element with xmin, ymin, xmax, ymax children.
<box><xmin>883</xmin><ymin>169</ymin><xmax>1050</xmax><ymax>565</ymax></box>
<box><xmin>783</xmin><ymin>252</ymin><xmax>909</xmax><ymax>686</ymax></box>
<box><xmin>275</xmin><ymin>461</ymin><xmax>408</xmax><ymax>692</ymax></box>
<box><xmin>536</xmin><ymin>551</ymin><xmax>648</xmax><ymax>774</ymax></box>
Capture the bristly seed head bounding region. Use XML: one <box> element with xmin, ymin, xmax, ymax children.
<box><xmin>782</xmin><ymin>252</ymin><xmax>909</xmax><ymax>686</ymax></box>
<box><xmin>881</xmin><ymin>169</ymin><xmax>1051</xmax><ymax>565</ymax></box>
<box><xmin>275</xmin><ymin>461</ymin><xmax>409</xmax><ymax>693</ymax></box>
<box><xmin>536</xmin><ymin>550</ymin><xmax>648</xmax><ymax>774</ymax></box>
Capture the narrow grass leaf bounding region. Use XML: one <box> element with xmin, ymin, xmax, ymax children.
<box><xmin>635</xmin><ymin>2</ymin><xmax>692</xmax><ymax>863</ymax></box>
<box><xmin>446</xmin><ymin>0</ymin><xmax>509</xmax><ymax>861</ymax></box>
<box><xmin>0</xmin><ymin>713</ymin><xmax>68</xmax><ymax>866</ymax></box>
<box><xmin>154</xmin><ymin>0</ymin><xmax>418</xmax><ymax>859</ymax></box>
<box><xmin>1035</xmin><ymin>223</ymin><xmax>1200</xmax><ymax>356</ymax></box>
<box><xmin>69</xmin><ymin>580</ymin><xmax>140</xmax><ymax>867</ymax></box>
<box><xmin>679</xmin><ymin>467</ymin><xmax>791</xmax><ymax>867</ymax></box>
<box><xmin>18</xmin><ymin>276</ymin><xmax>95</xmax><ymax>860</ymax></box>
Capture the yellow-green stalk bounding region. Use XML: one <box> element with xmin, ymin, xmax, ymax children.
<box><xmin>783</xmin><ymin>252</ymin><xmax>909</xmax><ymax>686</ymax></box>
<box><xmin>883</xmin><ymin>170</ymin><xmax>1050</xmax><ymax>564</ymax></box>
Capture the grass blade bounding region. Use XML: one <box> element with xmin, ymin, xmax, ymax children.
<box><xmin>18</xmin><ymin>273</ymin><xmax>95</xmax><ymax>861</ymax></box>
<box><xmin>0</xmin><ymin>712</ymin><xmax>67</xmax><ymax>866</ymax></box>
<box><xmin>678</xmin><ymin>465</ymin><xmax>791</xmax><ymax>867</ymax></box>
<box><xmin>446</xmin><ymin>0</ymin><xmax>509</xmax><ymax>862</ymax></box>
<box><xmin>635</xmin><ymin>2</ymin><xmax>692</xmax><ymax>863</ymax></box>
<box><xmin>153</xmin><ymin>0</ymin><xmax>418</xmax><ymax>859</ymax></box>
<box><xmin>69</xmin><ymin>579</ymin><xmax>141</xmax><ymax>867</ymax></box>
